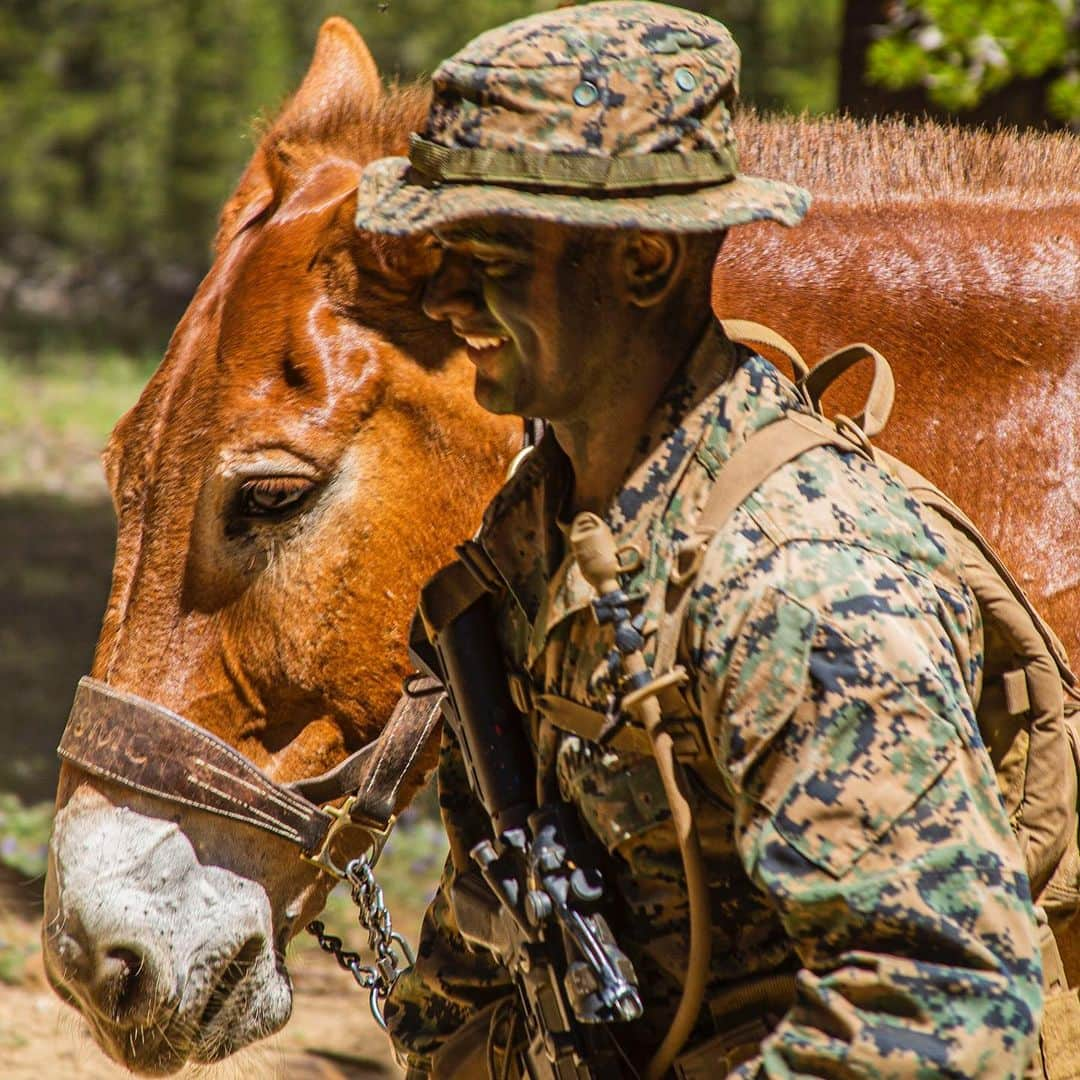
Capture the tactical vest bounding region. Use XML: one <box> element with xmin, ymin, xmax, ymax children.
<box><xmin>539</xmin><ymin>321</ymin><xmax>1080</xmax><ymax>1079</ymax></box>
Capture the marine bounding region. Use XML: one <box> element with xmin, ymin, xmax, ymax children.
<box><xmin>354</xmin><ymin>2</ymin><xmax>1044</xmax><ymax>1075</ymax></box>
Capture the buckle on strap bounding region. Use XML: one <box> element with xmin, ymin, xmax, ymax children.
<box><xmin>300</xmin><ymin>795</ymin><xmax>395</xmax><ymax>881</ymax></box>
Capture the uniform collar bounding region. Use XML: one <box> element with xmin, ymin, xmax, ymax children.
<box><xmin>478</xmin><ymin>320</ymin><xmax>794</xmax><ymax>666</ymax></box>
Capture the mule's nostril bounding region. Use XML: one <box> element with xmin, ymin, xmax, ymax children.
<box><xmin>89</xmin><ymin>945</ymin><xmax>154</xmax><ymax>1025</ymax></box>
<box><xmin>104</xmin><ymin>947</ymin><xmax>143</xmax><ymax>1017</ymax></box>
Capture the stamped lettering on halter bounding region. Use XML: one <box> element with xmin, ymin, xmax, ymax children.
<box><xmin>57</xmin><ymin>676</ymin><xmax>443</xmax><ymax>870</ymax></box>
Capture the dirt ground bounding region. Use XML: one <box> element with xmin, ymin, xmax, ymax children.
<box><xmin>0</xmin><ymin>907</ymin><xmax>404</xmax><ymax>1079</ymax></box>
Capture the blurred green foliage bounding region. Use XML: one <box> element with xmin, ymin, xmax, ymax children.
<box><xmin>0</xmin><ymin>795</ymin><xmax>52</xmax><ymax>880</ymax></box>
<box><xmin>867</xmin><ymin>0</ymin><xmax>1079</xmax><ymax>121</ymax></box>
<box><xmin>0</xmin><ymin>0</ymin><xmax>841</xmax><ymax>357</ymax></box>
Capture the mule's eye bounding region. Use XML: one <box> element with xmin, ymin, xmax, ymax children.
<box><xmin>236</xmin><ymin>476</ymin><xmax>315</xmax><ymax>518</ymax></box>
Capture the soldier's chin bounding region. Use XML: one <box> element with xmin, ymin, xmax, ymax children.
<box><xmin>473</xmin><ymin>371</ymin><xmax>520</xmax><ymax>415</ymax></box>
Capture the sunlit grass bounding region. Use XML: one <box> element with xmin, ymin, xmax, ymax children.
<box><xmin>0</xmin><ymin>351</ymin><xmax>155</xmax><ymax>496</ymax></box>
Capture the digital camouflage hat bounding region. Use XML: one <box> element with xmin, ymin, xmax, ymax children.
<box><xmin>354</xmin><ymin>1</ymin><xmax>810</xmax><ymax>236</ymax></box>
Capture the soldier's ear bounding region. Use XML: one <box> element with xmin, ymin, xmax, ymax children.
<box><xmin>622</xmin><ymin>232</ymin><xmax>683</xmax><ymax>308</ymax></box>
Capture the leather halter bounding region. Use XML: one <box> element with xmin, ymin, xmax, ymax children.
<box><xmin>58</xmin><ymin>676</ymin><xmax>444</xmax><ymax>875</ymax></box>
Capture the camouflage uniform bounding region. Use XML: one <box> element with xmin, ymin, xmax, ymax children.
<box><xmin>384</xmin><ymin>326</ymin><xmax>1042</xmax><ymax>1077</ymax></box>
<box><xmin>354</xmin><ymin>3</ymin><xmax>1044</xmax><ymax>1075</ymax></box>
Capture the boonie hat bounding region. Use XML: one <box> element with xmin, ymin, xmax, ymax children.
<box><xmin>354</xmin><ymin>1</ymin><xmax>809</xmax><ymax>235</ymax></box>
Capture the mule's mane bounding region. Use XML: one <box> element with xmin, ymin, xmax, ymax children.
<box><xmin>266</xmin><ymin>82</ymin><xmax>1079</xmax><ymax>208</ymax></box>
<box><xmin>737</xmin><ymin>112</ymin><xmax>1080</xmax><ymax>207</ymax></box>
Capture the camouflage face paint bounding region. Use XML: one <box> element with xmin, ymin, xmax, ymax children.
<box><xmin>427</xmin><ymin>216</ymin><xmax>638</xmax><ymax>422</ymax></box>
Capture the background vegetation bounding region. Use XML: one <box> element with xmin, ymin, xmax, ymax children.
<box><xmin>868</xmin><ymin>0</ymin><xmax>1079</xmax><ymax>121</ymax></box>
<box><xmin>4</xmin><ymin>0</ymin><xmax>1072</xmax><ymax>358</ymax></box>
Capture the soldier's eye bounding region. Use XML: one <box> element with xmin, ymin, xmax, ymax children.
<box><xmin>479</xmin><ymin>257</ymin><xmax>517</xmax><ymax>280</ymax></box>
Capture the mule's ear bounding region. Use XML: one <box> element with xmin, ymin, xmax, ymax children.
<box><xmin>278</xmin><ymin>17</ymin><xmax>381</xmax><ymax>129</ymax></box>
<box><xmin>214</xmin><ymin>19</ymin><xmax>380</xmax><ymax>251</ymax></box>
<box><xmin>214</xmin><ymin>149</ymin><xmax>275</xmax><ymax>252</ymax></box>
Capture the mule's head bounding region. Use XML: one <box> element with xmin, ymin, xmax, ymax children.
<box><xmin>41</xmin><ymin>19</ymin><xmax>516</xmax><ymax>1073</ymax></box>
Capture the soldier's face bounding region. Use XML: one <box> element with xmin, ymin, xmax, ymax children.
<box><xmin>425</xmin><ymin>217</ymin><xmax>626</xmax><ymax>418</ymax></box>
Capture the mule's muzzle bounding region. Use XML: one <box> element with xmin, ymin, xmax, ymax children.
<box><xmin>45</xmin><ymin>674</ymin><xmax>443</xmax><ymax>1072</ymax></box>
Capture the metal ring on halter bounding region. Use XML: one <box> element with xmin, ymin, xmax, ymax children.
<box><xmin>299</xmin><ymin>795</ymin><xmax>392</xmax><ymax>880</ymax></box>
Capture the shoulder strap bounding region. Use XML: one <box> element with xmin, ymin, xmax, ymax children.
<box><xmin>721</xmin><ymin>320</ymin><xmax>896</xmax><ymax>440</ymax></box>
<box><xmin>696</xmin><ymin>411</ymin><xmax>861</xmax><ymax>536</ymax></box>
<box><xmin>719</xmin><ymin>318</ymin><xmax>809</xmax><ymax>381</ymax></box>
<box><xmin>651</xmin><ymin>412</ymin><xmax>859</xmax><ymax>676</ymax></box>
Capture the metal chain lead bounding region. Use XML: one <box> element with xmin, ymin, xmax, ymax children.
<box><xmin>307</xmin><ymin>854</ymin><xmax>416</xmax><ymax>1029</ymax></box>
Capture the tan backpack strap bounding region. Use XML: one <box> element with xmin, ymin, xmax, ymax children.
<box><xmin>800</xmin><ymin>343</ymin><xmax>896</xmax><ymax>438</ymax></box>
<box><xmin>534</xmin><ymin>694</ymin><xmax>651</xmax><ymax>757</ymax></box>
<box><xmin>871</xmin><ymin>450</ymin><xmax>1077</xmax><ymax>898</ymax></box>
<box><xmin>697</xmin><ymin>412</ymin><xmax>860</xmax><ymax>536</ymax></box>
<box><xmin>652</xmin><ymin>413</ymin><xmax>858</xmax><ymax>677</ymax></box>
<box><xmin>955</xmin><ymin>534</ymin><xmax>1074</xmax><ymax>894</ymax></box>
<box><xmin>879</xmin><ymin>451</ymin><xmax>1076</xmax><ymax>684</ymax></box>
<box><xmin>720</xmin><ymin>319</ymin><xmax>810</xmax><ymax>382</ymax></box>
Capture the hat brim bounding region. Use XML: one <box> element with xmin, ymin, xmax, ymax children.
<box><xmin>354</xmin><ymin>156</ymin><xmax>809</xmax><ymax>236</ymax></box>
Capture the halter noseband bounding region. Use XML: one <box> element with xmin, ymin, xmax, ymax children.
<box><xmin>58</xmin><ymin>675</ymin><xmax>444</xmax><ymax>878</ymax></box>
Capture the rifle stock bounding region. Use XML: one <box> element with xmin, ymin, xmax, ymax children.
<box><xmin>412</xmin><ymin>559</ymin><xmax>642</xmax><ymax>1080</ymax></box>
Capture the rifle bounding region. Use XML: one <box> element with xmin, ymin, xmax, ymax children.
<box><xmin>413</xmin><ymin>556</ymin><xmax>643</xmax><ymax>1080</ymax></box>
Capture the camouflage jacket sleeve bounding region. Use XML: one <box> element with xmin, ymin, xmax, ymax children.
<box><xmin>688</xmin><ymin>526</ymin><xmax>1044</xmax><ymax>1078</ymax></box>
<box><xmin>382</xmin><ymin>726</ymin><xmax>514</xmax><ymax>1070</ymax></box>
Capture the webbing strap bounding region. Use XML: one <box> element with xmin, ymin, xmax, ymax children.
<box><xmin>802</xmin><ymin>343</ymin><xmax>896</xmax><ymax>438</ymax></box>
<box><xmin>697</xmin><ymin>412</ymin><xmax>859</xmax><ymax>536</ymax></box>
<box><xmin>652</xmin><ymin>413</ymin><xmax>856</xmax><ymax>679</ymax></box>
<box><xmin>720</xmin><ymin>322</ymin><xmax>896</xmax><ymax>438</ymax></box>
<box><xmin>719</xmin><ymin>319</ymin><xmax>809</xmax><ymax>381</ymax></box>
<box><xmin>535</xmin><ymin>689</ymin><xmax>709</xmax><ymax>762</ymax></box>
<box><xmin>534</xmin><ymin>694</ymin><xmax>652</xmax><ymax>756</ymax></box>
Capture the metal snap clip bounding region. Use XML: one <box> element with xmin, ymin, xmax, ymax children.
<box><xmin>674</xmin><ymin>67</ymin><xmax>697</xmax><ymax>92</ymax></box>
<box><xmin>572</xmin><ymin>81</ymin><xmax>599</xmax><ymax>107</ymax></box>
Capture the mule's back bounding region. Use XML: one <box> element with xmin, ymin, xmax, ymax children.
<box><xmin>718</xmin><ymin>115</ymin><xmax>1080</xmax><ymax>659</ymax></box>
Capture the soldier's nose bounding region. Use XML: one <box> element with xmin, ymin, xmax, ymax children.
<box><xmin>423</xmin><ymin>251</ymin><xmax>479</xmax><ymax>323</ymax></box>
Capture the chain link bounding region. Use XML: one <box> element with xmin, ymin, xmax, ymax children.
<box><xmin>307</xmin><ymin>854</ymin><xmax>415</xmax><ymax>1029</ymax></box>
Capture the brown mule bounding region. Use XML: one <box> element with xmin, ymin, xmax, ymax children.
<box><xmin>42</xmin><ymin>16</ymin><xmax>1080</xmax><ymax>1074</ymax></box>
